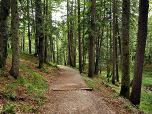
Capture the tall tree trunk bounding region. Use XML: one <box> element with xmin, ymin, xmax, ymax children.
<box><xmin>44</xmin><ymin>0</ymin><xmax>48</xmax><ymax>63</ymax></box>
<box><xmin>115</xmin><ymin>15</ymin><xmax>119</xmax><ymax>82</ymax></box>
<box><xmin>120</xmin><ymin>0</ymin><xmax>130</xmax><ymax>99</ymax></box>
<box><xmin>56</xmin><ymin>37</ymin><xmax>59</xmax><ymax>64</ymax></box>
<box><xmin>112</xmin><ymin>0</ymin><xmax>115</xmax><ymax>84</ymax></box>
<box><xmin>78</xmin><ymin>0</ymin><xmax>82</xmax><ymax>73</ymax></box>
<box><xmin>130</xmin><ymin>0</ymin><xmax>149</xmax><ymax>105</ymax></box>
<box><xmin>0</xmin><ymin>0</ymin><xmax>10</xmax><ymax>68</ymax></box>
<box><xmin>53</xmin><ymin>43</ymin><xmax>55</xmax><ymax>63</ymax></box>
<box><xmin>107</xmin><ymin>28</ymin><xmax>110</xmax><ymax>78</ymax></box>
<box><xmin>70</xmin><ymin>1</ymin><xmax>74</xmax><ymax>67</ymax></box>
<box><xmin>34</xmin><ymin>0</ymin><xmax>40</xmax><ymax>57</ymax></box>
<box><xmin>88</xmin><ymin>0</ymin><xmax>96</xmax><ymax>78</ymax></box>
<box><xmin>67</xmin><ymin>0</ymin><xmax>73</xmax><ymax>66</ymax></box>
<box><xmin>23</xmin><ymin>25</ymin><xmax>25</xmax><ymax>52</ymax></box>
<box><xmin>74</xmin><ymin>0</ymin><xmax>77</xmax><ymax>67</ymax></box>
<box><xmin>9</xmin><ymin>0</ymin><xmax>20</xmax><ymax>79</ymax></box>
<box><xmin>82</xmin><ymin>0</ymin><xmax>85</xmax><ymax>71</ymax></box>
<box><xmin>109</xmin><ymin>0</ymin><xmax>112</xmax><ymax>77</ymax></box>
<box><xmin>94</xmin><ymin>30</ymin><xmax>99</xmax><ymax>75</ymax></box>
<box><xmin>36</xmin><ymin>0</ymin><xmax>44</xmax><ymax>68</ymax></box>
<box><xmin>49</xmin><ymin>2</ymin><xmax>53</xmax><ymax>62</ymax></box>
<box><xmin>27</xmin><ymin>0</ymin><xmax>31</xmax><ymax>54</ymax></box>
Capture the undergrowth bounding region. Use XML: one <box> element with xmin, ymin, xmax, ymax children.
<box><xmin>0</xmin><ymin>49</ymin><xmax>58</xmax><ymax>113</ymax></box>
<box><xmin>79</xmin><ymin>64</ymin><xmax>152</xmax><ymax>113</ymax></box>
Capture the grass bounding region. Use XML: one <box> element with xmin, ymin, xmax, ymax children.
<box><xmin>0</xmin><ymin>49</ymin><xmax>58</xmax><ymax>113</ymax></box>
<box><xmin>75</xmin><ymin>62</ymin><xmax>152</xmax><ymax>113</ymax></box>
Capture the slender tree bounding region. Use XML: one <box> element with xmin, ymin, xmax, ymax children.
<box><xmin>36</xmin><ymin>0</ymin><xmax>44</xmax><ymax>68</ymax></box>
<box><xmin>9</xmin><ymin>0</ymin><xmax>20</xmax><ymax>79</ymax></box>
<box><xmin>130</xmin><ymin>0</ymin><xmax>149</xmax><ymax>105</ymax></box>
<box><xmin>82</xmin><ymin>0</ymin><xmax>85</xmax><ymax>71</ymax></box>
<box><xmin>0</xmin><ymin>0</ymin><xmax>10</xmax><ymax>68</ymax></box>
<box><xmin>67</xmin><ymin>0</ymin><xmax>73</xmax><ymax>66</ymax></box>
<box><xmin>27</xmin><ymin>0</ymin><xmax>31</xmax><ymax>54</ymax></box>
<box><xmin>112</xmin><ymin>0</ymin><xmax>115</xmax><ymax>84</ymax></box>
<box><xmin>78</xmin><ymin>0</ymin><xmax>82</xmax><ymax>73</ymax></box>
<box><xmin>74</xmin><ymin>0</ymin><xmax>77</xmax><ymax>67</ymax></box>
<box><xmin>44</xmin><ymin>0</ymin><xmax>48</xmax><ymax>63</ymax></box>
<box><xmin>88</xmin><ymin>0</ymin><xmax>96</xmax><ymax>78</ymax></box>
<box><xmin>120</xmin><ymin>0</ymin><xmax>130</xmax><ymax>99</ymax></box>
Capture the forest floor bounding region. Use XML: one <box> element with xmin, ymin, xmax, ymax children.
<box><xmin>42</xmin><ymin>65</ymin><xmax>141</xmax><ymax>114</ymax></box>
<box><xmin>0</xmin><ymin>49</ymin><xmax>147</xmax><ymax>113</ymax></box>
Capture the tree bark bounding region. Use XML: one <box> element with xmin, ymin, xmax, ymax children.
<box><xmin>9</xmin><ymin>0</ymin><xmax>20</xmax><ymax>79</ymax></box>
<box><xmin>36</xmin><ymin>0</ymin><xmax>44</xmax><ymax>68</ymax></box>
<box><xmin>78</xmin><ymin>0</ymin><xmax>82</xmax><ymax>73</ymax></box>
<box><xmin>82</xmin><ymin>0</ymin><xmax>85</xmax><ymax>72</ymax></box>
<box><xmin>120</xmin><ymin>0</ymin><xmax>130</xmax><ymax>99</ymax></box>
<box><xmin>44</xmin><ymin>0</ymin><xmax>48</xmax><ymax>63</ymax></box>
<box><xmin>67</xmin><ymin>0</ymin><xmax>73</xmax><ymax>66</ymax></box>
<box><xmin>0</xmin><ymin>0</ymin><xmax>10</xmax><ymax>68</ymax></box>
<box><xmin>115</xmin><ymin>15</ymin><xmax>119</xmax><ymax>82</ymax></box>
<box><xmin>74</xmin><ymin>0</ymin><xmax>77</xmax><ymax>67</ymax></box>
<box><xmin>94</xmin><ymin>29</ymin><xmax>99</xmax><ymax>75</ymax></box>
<box><xmin>112</xmin><ymin>0</ymin><xmax>116</xmax><ymax>85</ymax></box>
<box><xmin>27</xmin><ymin>0</ymin><xmax>31</xmax><ymax>54</ymax></box>
<box><xmin>130</xmin><ymin>0</ymin><xmax>149</xmax><ymax>105</ymax></box>
<box><xmin>88</xmin><ymin>0</ymin><xmax>96</xmax><ymax>78</ymax></box>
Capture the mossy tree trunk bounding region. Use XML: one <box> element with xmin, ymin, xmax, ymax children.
<box><xmin>36</xmin><ymin>0</ymin><xmax>44</xmax><ymax>69</ymax></box>
<box><xmin>120</xmin><ymin>0</ymin><xmax>130</xmax><ymax>99</ymax></box>
<box><xmin>0</xmin><ymin>0</ymin><xmax>10</xmax><ymax>68</ymax></box>
<box><xmin>9</xmin><ymin>0</ymin><xmax>20</xmax><ymax>79</ymax></box>
<box><xmin>88</xmin><ymin>0</ymin><xmax>96</xmax><ymax>78</ymax></box>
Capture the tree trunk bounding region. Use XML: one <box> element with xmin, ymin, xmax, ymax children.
<box><xmin>0</xmin><ymin>0</ymin><xmax>10</xmax><ymax>68</ymax></box>
<box><xmin>88</xmin><ymin>0</ymin><xmax>96</xmax><ymax>78</ymax></box>
<box><xmin>78</xmin><ymin>0</ymin><xmax>82</xmax><ymax>73</ymax></box>
<box><xmin>109</xmin><ymin>0</ymin><xmax>112</xmax><ymax>77</ymax></box>
<box><xmin>115</xmin><ymin>15</ymin><xmax>119</xmax><ymax>82</ymax></box>
<box><xmin>112</xmin><ymin>0</ymin><xmax>115</xmax><ymax>85</ymax></box>
<box><xmin>49</xmin><ymin>3</ymin><xmax>53</xmax><ymax>62</ymax></box>
<box><xmin>74</xmin><ymin>0</ymin><xmax>77</xmax><ymax>67</ymax></box>
<box><xmin>9</xmin><ymin>0</ymin><xmax>20</xmax><ymax>79</ymax></box>
<box><xmin>94</xmin><ymin>30</ymin><xmax>99</xmax><ymax>75</ymax></box>
<box><xmin>56</xmin><ymin>37</ymin><xmax>59</xmax><ymax>64</ymax></box>
<box><xmin>67</xmin><ymin>0</ymin><xmax>73</xmax><ymax>66</ymax></box>
<box><xmin>130</xmin><ymin>0</ymin><xmax>149</xmax><ymax>105</ymax></box>
<box><xmin>27</xmin><ymin>0</ymin><xmax>31</xmax><ymax>54</ymax></box>
<box><xmin>70</xmin><ymin>1</ymin><xmax>74</xmax><ymax>67</ymax></box>
<box><xmin>120</xmin><ymin>0</ymin><xmax>130</xmax><ymax>99</ymax></box>
<box><xmin>82</xmin><ymin>0</ymin><xmax>85</xmax><ymax>72</ymax></box>
<box><xmin>36</xmin><ymin>0</ymin><xmax>44</xmax><ymax>68</ymax></box>
<box><xmin>44</xmin><ymin>0</ymin><xmax>48</xmax><ymax>63</ymax></box>
<box><xmin>107</xmin><ymin>28</ymin><xmax>110</xmax><ymax>78</ymax></box>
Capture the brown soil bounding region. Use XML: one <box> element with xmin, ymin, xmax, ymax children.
<box><xmin>0</xmin><ymin>57</ymin><xmax>141</xmax><ymax>114</ymax></box>
<box><xmin>42</xmin><ymin>65</ymin><xmax>116</xmax><ymax>114</ymax></box>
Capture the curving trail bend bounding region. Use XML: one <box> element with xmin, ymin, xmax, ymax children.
<box><xmin>42</xmin><ymin>65</ymin><xmax>116</xmax><ymax>114</ymax></box>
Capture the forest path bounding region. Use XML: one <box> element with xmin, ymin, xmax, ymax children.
<box><xmin>42</xmin><ymin>65</ymin><xmax>116</xmax><ymax>114</ymax></box>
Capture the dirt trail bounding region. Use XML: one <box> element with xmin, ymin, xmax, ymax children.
<box><xmin>42</xmin><ymin>65</ymin><xmax>116</xmax><ymax>114</ymax></box>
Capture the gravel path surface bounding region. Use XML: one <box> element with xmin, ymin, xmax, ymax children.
<box><xmin>42</xmin><ymin>65</ymin><xmax>116</xmax><ymax>114</ymax></box>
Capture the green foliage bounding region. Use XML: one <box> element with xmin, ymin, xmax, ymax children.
<box><xmin>140</xmin><ymin>92</ymin><xmax>152</xmax><ymax>112</ymax></box>
<box><xmin>3</xmin><ymin>101</ymin><xmax>15</xmax><ymax>114</ymax></box>
<box><xmin>48</xmin><ymin>61</ymin><xmax>58</xmax><ymax>67</ymax></box>
<box><xmin>82</xmin><ymin>76</ymin><xmax>94</xmax><ymax>89</ymax></box>
<box><xmin>17</xmin><ymin>75</ymin><xmax>27</xmax><ymax>85</ymax></box>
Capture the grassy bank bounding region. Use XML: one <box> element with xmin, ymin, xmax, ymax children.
<box><xmin>74</xmin><ymin>62</ymin><xmax>152</xmax><ymax>113</ymax></box>
<box><xmin>0</xmin><ymin>49</ymin><xmax>58</xmax><ymax>113</ymax></box>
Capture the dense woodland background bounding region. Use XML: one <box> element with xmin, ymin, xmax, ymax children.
<box><xmin>0</xmin><ymin>0</ymin><xmax>152</xmax><ymax>112</ymax></box>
